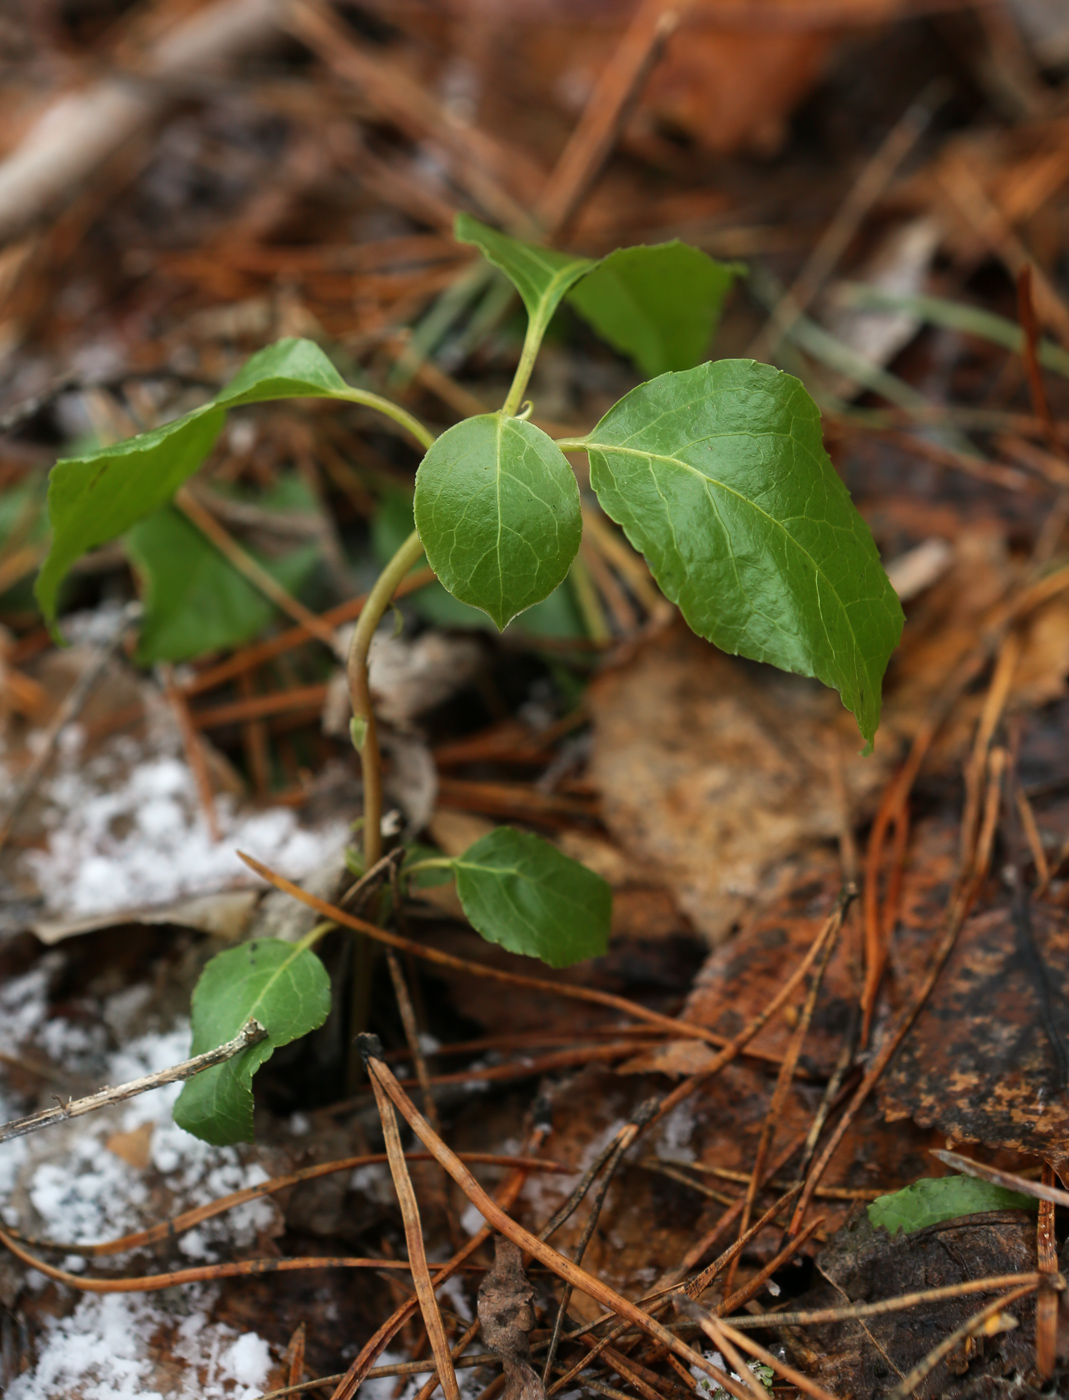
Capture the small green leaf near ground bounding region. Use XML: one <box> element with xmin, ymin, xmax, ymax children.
<box><xmin>413</xmin><ymin>412</ymin><xmax>582</xmax><ymax>629</ymax></box>
<box><xmin>583</xmin><ymin>358</ymin><xmax>904</xmax><ymax>745</ymax></box>
<box><xmin>451</xmin><ymin>826</ymin><xmax>612</xmax><ymax>968</ymax></box>
<box><xmin>174</xmin><ymin>939</ymin><xmax>331</xmax><ymax>1146</ymax></box>
<box><xmin>867</xmin><ymin>1176</ymin><xmax>1038</xmax><ymax>1237</ymax></box>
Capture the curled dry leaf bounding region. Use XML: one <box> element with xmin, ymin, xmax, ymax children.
<box><xmin>478</xmin><ymin>1237</ymin><xmax>545</xmax><ymax>1400</ymax></box>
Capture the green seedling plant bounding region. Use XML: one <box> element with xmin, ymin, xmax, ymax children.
<box><xmin>36</xmin><ymin>214</ymin><xmax>904</xmax><ymax>1144</ymax></box>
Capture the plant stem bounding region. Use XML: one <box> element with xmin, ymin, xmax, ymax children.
<box><xmin>295</xmin><ymin>920</ymin><xmax>336</xmax><ymax>954</ymax></box>
<box><xmin>338</xmin><ymin>389</ymin><xmax>436</xmax><ymax>452</ymax></box>
<box><xmin>348</xmin><ymin>528</ymin><xmax>427</xmax><ymax>869</ymax></box>
<box><xmin>553</xmin><ymin>436</ymin><xmax>590</xmax><ymax>453</ymax></box>
<box><xmin>501</xmin><ymin>316</ymin><xmax>545</xmax><ymax>417</ymax></box>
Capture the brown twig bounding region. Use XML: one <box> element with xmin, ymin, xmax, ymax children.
<box><xmin>0</xmin><ymin>1020</ymin><xmax>265</xmax><ymax>1145</ymax></box>
<box><xmin>238</xmin><ymin>851</ymin><xmax>790</xmax><ymax>1059</ymax></box>
<box><xmin>535</xmin><ymin>0</ymin><xmax>679</xmax><ymax>234</ymax></box>
<box><xmin>1036</xmin><ymin>1164</ymin><xmax>1059</xmax><ymax>1381</ymax></box>
<box><xmin>681</xmin><ymin>1302</ymin><xmax>837</xmax><ymax>1400</ymax></box>
<box><xmin>728</xmin><ymin>911</ymin><xmax>841</xmax><ymax>1289</ymax></box>
<box><xmin>1017</xmin><ymin>266</ymin><xmax>1058</xmax><ymax>452</ymax></box>
<box><xmin>931</xmin><ymin>1149</ymin><xmax>1069</xmax><ymax>1209</ymax></box>
<box><xmin>359</xmin><ymin>1042</ymin><xmax>766</xmax><ymax>1400</ymax></box>
<box><xmin>367</xmin><ymin>1037</ymin><xmax>460</xmax><ymax>1400</ymax></box>
<box><xmin>174</xmin><ymin>486</ymin><xmax>342</xmax><ymax>657</ymax></box>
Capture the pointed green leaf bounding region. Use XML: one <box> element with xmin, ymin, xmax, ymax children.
<box><xmin>568</xmin><ymin>242</ymin><xmax>744</xmax><ymax>378</ymax></box>
<box><xmin>36</xmin><ymin>407</ymin><xmax>225</xmax><ymax>629</ymax></box>
<box><xmin>413</xmin><ymin>412</ymin><xmax>581</xmax><ymax>630</ymax></box>
<box><xmin>584</xmin><ymin>360</ymin><xmax>903</xmax><ymax>744</ymax></box>
<box><xmin>36</xmin><ymin>338</ymin><xmax>398</xmax><ymax>633</ymax></box>
<box><xmin>213</xmin><ymin>336</ymin><xmax>350</xmax><ymax>407</ymax></box>
<box><xmin>868</xmin><ymin>1176</ymin><xmax>1036</xmax><ymax>1237</ymax></box>
<box><xmin>452</xmin><ymin>827</ymin><xmax>611</xmax><ymax>968</ymax></box>
<box><xmin>174</xmin><ymin>939</ymin><xmax>331</xmax><ymax>1146</ymax></box>
<box><xmin>455</xmin><ymin>213</ymin><xmax>595</xmax><ymax>342</ymax></box>
<box><xmin>127</xmin><ymin>505</ymin><xmax>319</xmax><ymax>664</ymax></box>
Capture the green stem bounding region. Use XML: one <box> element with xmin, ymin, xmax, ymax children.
<box><xmin>404</xmin><ymin>857</ymin><xmax>456</xmax><ymax>878</ymax></box>
<box><xmin>338</xmin><ymin>389</ymin><xmax>436</xmax><ymax>453</ymax></box>
<box><xmin>554</xmin><ymin>436</ymin><xmax>590</xmax><ymax>453</ymax></box>
<box><xmin>348</xmin><ymin>528</ymin><xmax>427</xmax><ymax>870</ymax></box>
<box><xmin>502</xmin><ymin>316</ymin><xmax>546</xmax><ymax>418</ymax></box>
<box><xmin>295</xmin><ymin>920</ymin><xmax>336</xmax><ymax>953</ymax></box>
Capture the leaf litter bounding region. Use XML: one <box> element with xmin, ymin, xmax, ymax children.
<box><xmin>4</xmin><ymin>2</ymin><xmax>1069</xmax><ymax>1397</ymax></box>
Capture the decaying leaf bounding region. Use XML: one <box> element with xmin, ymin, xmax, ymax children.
<box><xmin>478</xmin><ymin>1237</ymin><xmax>544</xmax><ymax>1400</ymax></box>
<box><xmin>800</xmin><ymin>1208</ymin><xmax>1042</xmax><ymax>1398</ymax></box>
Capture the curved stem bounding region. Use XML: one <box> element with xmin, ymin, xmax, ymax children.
<box><xmin>295</xmin><ymin>920</ymin><xmax>336</xmax><ymax>954</ymax></box>
<box><xmin>337</xmin><ymin>389</ymin><xmax>436</xmax><ymax>453</ymax></box>
<box><xmin>347</xmin><ymin>529</ymin><xmax>427</xmax><ymax>869</ymax></box>
<box><xmin>553</xmin><ymin>436</ymin><xmax>590</xmax><ymax>453</ymax></box>
<box><xmin>501</xmin><ymin>317</ymin><xmax>545</xmax><ymax>418</ymax></box>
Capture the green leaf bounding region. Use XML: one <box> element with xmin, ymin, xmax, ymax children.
<box><xmin>455</xmin><ymin>213</ymin><xmax>594</xmax><ymax>347</ymax></box>
<box><xmin>583</xmin><ymin>359</ymin><xmax>903</xmax><ymax>744</ymax></box>
<box><xmin>373</xmin><ymin>489</ymin><xmax>584</xmax><ymax>638</ymax></box>
<box><xmin>36</xmin><ymin>407</ymin><xmax>225</xmax><ymax>630</ymax></box>
<box><xmin>413</xmin><ymin>412</ymin><xmax>582</xmax><ymax>630</ymax></box>
<box><xmin>867</xmin><ymin>1176</ymin><xmax>1037</xmax><ymax>1237</ymax></box>
<box><xmin>35</xmin><ymin>338</ymin><xmax>377</xmax><ymax>633</ymax></box>
<box><xmin>126</xmin><ymin>505</ymin><xmax>319</xmax><ymax>664</ymax></box>
<box><xmin>568</xmin><ymin>242</ymin><xmax>744</xmax><ymax>377</ymax></box>
<box><xmin>213</xmin><ymin>337</ymin><xmax>350</xmax><ymax>407</ymax></box>
<box><xmin>452</xmin><ymin>826</ymin><xmax>611</xmax><ymax>968</ymax></box>
<box><xmin>174</xmin><ymin>939</ymin><xmax>331</xmax><ymax>1145</ymax></box>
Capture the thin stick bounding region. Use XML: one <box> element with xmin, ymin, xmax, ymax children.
<box><xmin>175</xmin><ymin>487</ymin><xmax>342</xmax><ymax>657</ymax></box>
<box><xmin>368</xmin><ymin>1048</ymin><xmax>460</xmax><ymax>1400</ymax></box>
<box><xmin>1036</xmin><ymin>1164</ymin><xmax>1058</xmax><ymax>1380</ymax></box>
<box><xmin>160</xmin><ymin>662</ymin><xmax>221</xmax><ymax>841</ymax></box>
<box><xmin>7</xmin><ymin>1151</ymin><xmax>571</xmax><ymax>1260</ymax></box>
<box><xmin>327</xmin><ymin>1130</ymin><xmax>547</xmax><ymax>1400</ymax></box>
<box><xmin>0</xmin><ymin>600</ymin><xmax>139</xmax><ymax>855</ymax></box>
<box><xmin>675</xmin><ymin>1302</ymin><xmax>767</xmax><ymax>1400</ymax></box>
<box><xmin>360</xmin><ymin>1045</ymin><xmax>763</xmax><ymax>1400</ymax></box>
<box><xmin>788</xmin><ymin>748</ymin><xmax>1006</xmax><ymax>1236</ymax></box>
<box><xmin>725</xmin><ymin>1273</ymin><xmax>1048</xmax><ymax>1329</ymax></box>
<box><xmin>182</xmin><ymin>566</ymin><xmax>435</xmax><ymax>697</ymax></box>
<box><xmin>239</xmin><ymin>851</ymin><xmax>794</xmax><ymax>1058</ymax></box>
<box><xmin>0</xmin><ymin>1020</ymin><xmax>265</xmax><ymax>1145</ymax></box>
<box><xmin>749</xmin><ymin>83</ymin><xmax>940</xmax><ymax>360</ymax></box>
<box><xmin>931</xmin><ymin>1149</ymin><xmax>1069</xmax><ymax>1208</ymax></box>
<box><xmin>385</xmin><ymin>948</ymin><xmax>439</xmax><ymax>1135</ymax></box>
<box><xmin>1017</xmin><ymin>267</ymin><xmax>1058</xmax><ymax>452</ymax></box>
<box><xmin>887</xmin><ymin>1284</ymin><xmax>1035</xmax><ymax>1400</ymax></box>
<box><xmin>541</xmin><ymin>1110</ymin><xmax>649</xmax><ymax>1384</ymax></box>
<box><xmin>682</xmin><ymin>1302</ymin><xmax>837</xmax><ymax>1400</ymax></box>
<box><xmin>651</xmin><ymin>890</ymin><xmax>853</xmax><ymax>1127</ymax></box>
<box><xmin>535</xmin><ymin>0</ymin><xmax>678</xmax><ymax>233</ymax></box>
<box><xmin>729</xmin><ymin>912</ymin><xmax>841</xmax><ymax>1289</ymax></box>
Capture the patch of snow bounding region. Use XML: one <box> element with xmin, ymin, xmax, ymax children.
<box><xmin>7</xmin><ymin>1289</ymin><xmax>277</xmax><ymax>1400</ymax></box>
<box><xmin>460</xmin><ymin>1201</ymin><xmax>488</xmax><ymax>1236</ymax></box>
<box><xmin>24</xmin><ymin>739</ymin><xmax>348</xmax><ymax>919</ymax></box>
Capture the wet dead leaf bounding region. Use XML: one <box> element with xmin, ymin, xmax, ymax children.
<box><xmin>801</xmin><ymin>1209</ymin><xmax>1041</xmax><ymax>1398</ymax></box>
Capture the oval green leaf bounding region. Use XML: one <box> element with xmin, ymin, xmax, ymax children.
<box><xmin>213</xmin><ymin>336</ymin><xmax>350</xmax><ymax>407</ymax></box>
<box><xmin>174</xmin><ymin>939</ymin><xmax>331</xmax><ymax>1146</ymax></box>
<box><xmin>867</xmin><ymin>1176</ymin><xmax>1036</xmax><ymax>1238</ymax></box>
<box><xmin>455</xmin><ymin>213</ymin><xmax>594</xmax><ymax>341</ymax></box>
<box><xmin>568</xmin><ymin>242</ymin><xmax>744</xmax><ymax>378</ymax></box>
<box><xmin>413</xmin><ymin>412</ymin><xmax>582</xmax><ymax>630</ymax></box>
<box><xmin>584</xmin><ymin>359</ymin><xmax>903</xmax><ymax>744</ymax></box>
<box><xmin>452</xmin><ymin>826</ymin><xmax>611</xmax><ymax>968</ymax></box>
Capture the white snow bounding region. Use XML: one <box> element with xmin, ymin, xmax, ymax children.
<box><xmin>24</xmin><ymin>748</ymin><xmax>347</xmax><ymax>918</ymax></box>
<box><xmin>6</xmin><ymin>1290</ymin><xmax>277</xmax><ymax>1400</ymax></box>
